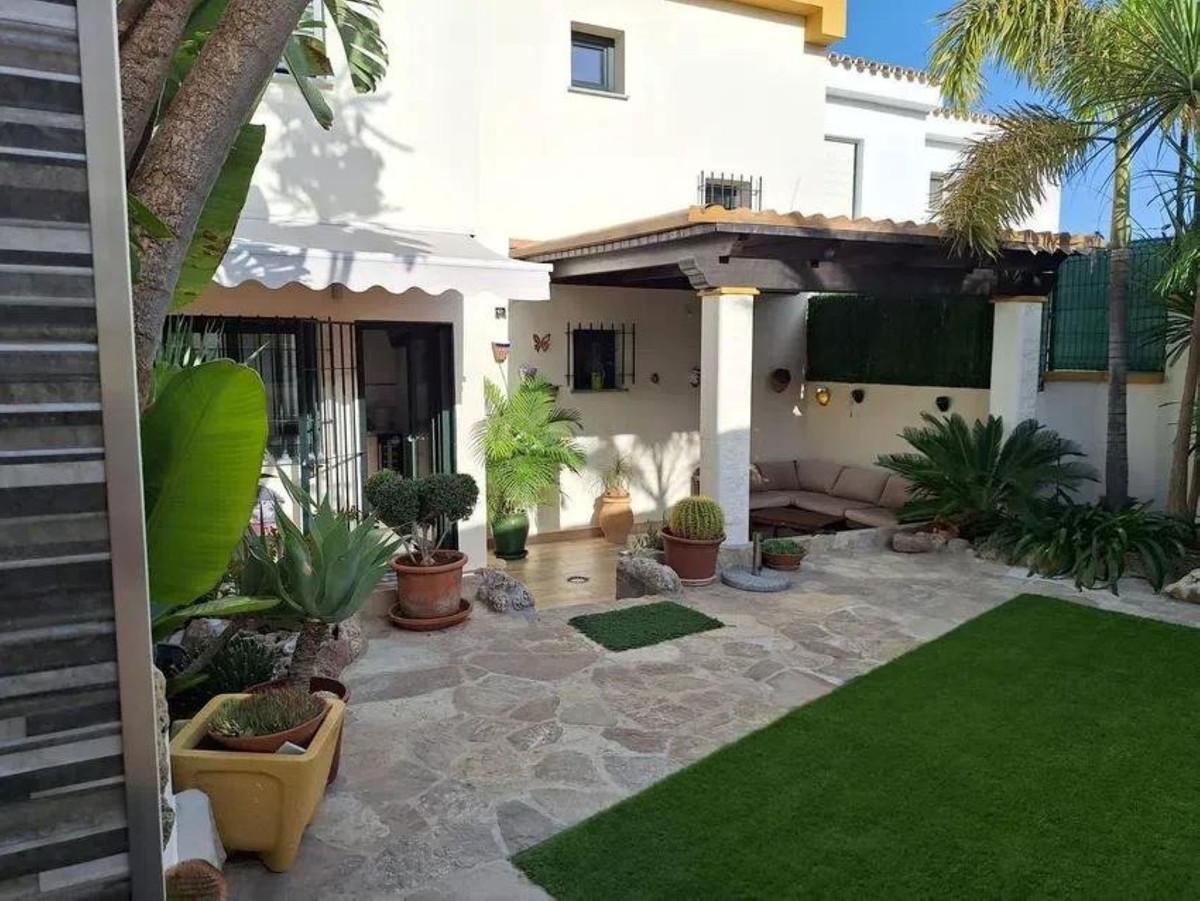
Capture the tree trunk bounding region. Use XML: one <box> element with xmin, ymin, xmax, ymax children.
<box><xmin>1168</xmin><ymin>272</ymin><xmax>1200</xmax><ymax>517</ymax></box>
<box><xmin>119</xmin><ymin>0</ymin><xmax>197</xmax><ymax>167</ymax></box>
<box><xmin>287</xmin><ymin>620</ymin><xmax>328</xmax><ymax>690</ymax></box>
<box><xmin>1103</xmin><ymin>135</ymin><xmax>1131</xmax><ymax>511</ymax></box>
<box><xmin>128</xmin><ymin>0</ymin><xmax>310</xmax><ymax>404</ymax></box>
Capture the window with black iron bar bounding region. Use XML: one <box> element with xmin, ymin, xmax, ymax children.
<box><xmin>698</xmin><ymin>171</ymin><xmax>762</xmax><ymax>211</ymax></box>
<box><xmin>567</xmin><ymin>322</ymin><xmax>635</xmax><ymax>391</ymax></box>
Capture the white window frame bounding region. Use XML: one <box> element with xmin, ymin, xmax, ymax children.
<box><xmin>823</xmin><ymin>136</ymin><xmax>862</xmax><ymax>219</ymax></box>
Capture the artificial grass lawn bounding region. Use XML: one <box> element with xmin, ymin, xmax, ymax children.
<box><xmin>569</xmin><ymin>601</ymin><xmax>724</xmax><ymax>652</ymax></box>
<box><xmin>517</xmin><ymin>595</ymin><xmax>1200</xmax><ymax>899</ymax></box>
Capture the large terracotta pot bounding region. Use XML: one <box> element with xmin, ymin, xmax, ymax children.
<box><xmin>661</xmin><ymin>528</ymin><xmax>724</xmax><ymax>586</ymax></box>
<box><xmin>391</xmin><ymin>551</ymin><xmax>467</xmax><ymax>618</ymax></box>
<box><xmin>598</xmin><ymin>491</ymin><xmax>634</xmax><ymax>545</ymax></box>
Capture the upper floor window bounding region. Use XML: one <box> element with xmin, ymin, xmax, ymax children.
<box><xmin>699</xmin><ymin>172</ymin><xmax>762</xmax><ymax>211</ymax></box>
<box><xmin>571</xmin><ymin>26</ymin><xmax>624</xmax><ymax>95</ymax></box>
<box><xmin>928</xmin><ymin>172</ymin><xmax>948</xmax><ymax>216</ymax></box>
<box><xmin>822</xmin><ymin>137</ymin><xmax>860</xmax><ymax>218</ymax></box>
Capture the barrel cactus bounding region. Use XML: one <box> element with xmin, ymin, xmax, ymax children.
<box><xmin>667</xmin><ymin>496</ymin><xmax>725</xmax><ymax>541</ymax></box>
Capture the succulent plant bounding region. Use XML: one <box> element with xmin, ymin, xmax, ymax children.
<box><xmin>667</xmin><ymin>496</ymin><xmax>725</xmax><ymax>541</ymax></box>
<box><xmin>762</xmin><ymin>538</ymin><xmax>806</xmax><ymax>557</ymax></box>
<box><xmin>208</xmin><ymin>688</ymin><xmax>324</xmax><ymax>739</ymax></box>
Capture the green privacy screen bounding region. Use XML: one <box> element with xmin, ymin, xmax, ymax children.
<box><xmin>806</xmin><ymin>294</ymin><xmax>993</xmax><ymax>388</ymax></box>
<box><xmin>1047</xmin><ymin>240</ymin><xmax>1168</xmax><ymax>373</ymax></box>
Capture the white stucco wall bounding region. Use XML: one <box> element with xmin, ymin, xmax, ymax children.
<box><xmin>507</xmin><ymin>286</ymin><xmax>701</xmax><ymax>535</ymax></box>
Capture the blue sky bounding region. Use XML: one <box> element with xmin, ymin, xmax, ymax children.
<box><xmin>838</xmin><ymin>0</ymin><xmax>1171</xmax><ymax>239</ymax></box>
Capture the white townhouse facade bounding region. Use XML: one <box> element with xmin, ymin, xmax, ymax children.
<box><xmin>191</xmin><ymin>0</ymin><xmax>1074</xmax><ymax>561</ymax></box>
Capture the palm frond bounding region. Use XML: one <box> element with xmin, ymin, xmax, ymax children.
<box><xmin>937</xmin><ymin>107</ymin><xmax>1095</xmax><ymax>256</ymax></box>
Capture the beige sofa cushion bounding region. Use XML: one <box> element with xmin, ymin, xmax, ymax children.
<box><xmin>830</xmin><ymin>466</ymin><xmax>889</xmax><ymax>505</ymax></box>
<box><xmin>788</xmin><ymin>490</ymin><xmax>872</xmax><ymax>518</ymax></box>
<box><xmin>846</xmin><ymin>507</ymin><xmax>900</xmax><ymax>528</ymax></box>
<box><xmin>879</xmin><ymin>475</ymin><xmax>912</xmax><ymax>510</ymax></box>
<box><xmin>754</xmin><ymin>460</ymin><xmax>799</xmax><ymax>492</ymax></box>
<box><xmin>794</xmin><ymin>459</ymin><xmax>844</xmax><ymax>493</ymax></box>
<box><xmin>749</xmin><ymin>490</ymin><xmax>797</xmax><ymax>511</ymax></box>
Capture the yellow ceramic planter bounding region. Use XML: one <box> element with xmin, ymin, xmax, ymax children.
<box><xmin>170</xmin><ymin>693</ymin><xmax>345</xmax><ymax>872</ymax></box>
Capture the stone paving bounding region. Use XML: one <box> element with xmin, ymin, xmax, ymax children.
<box><xmin>226</xmin><ymin>546</ymin><xmax>1200</xmax><ymax>899</ymax></box>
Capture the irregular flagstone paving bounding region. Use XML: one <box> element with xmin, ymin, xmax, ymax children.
<box><xmin>226</xmin><ymin>547</ymin><xmax>1200</xmax><ymax>899</ymax></box>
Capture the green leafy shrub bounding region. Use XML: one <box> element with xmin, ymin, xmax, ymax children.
<box><xmin>668</xmin><ymin>497</ymin><xmax>725</xmax><ymax>541</ymax></box>
<box><xmin>762</xmin><ymin>538</ymin><xmax>806</xmax><ymax>557</ymax></box>
<box><xmin>364</xmin><ymin>470</ymin><xmax>479</xmax><ymax>565</ymax></box>
<box><xmin>208</xmin><ymin>689</ymin><xmax>324</xmax><ymax>738</ymax></box>
<box><xmin>992</xmin><ymin>500</ymin><xmax>1191</xmax><ymax>593</ymax></box>
<box><xmin>877</xmin><ymin>414</ymin><xmax>1096</xmax><ymax>537</ymax></box>
<box><xmin>472</xmin><ymin>377</ymin><xmax>585</xmax><ymax>519</ymax></box>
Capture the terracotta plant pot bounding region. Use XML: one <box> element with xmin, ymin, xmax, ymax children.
<box><xmin>661</xmin><ymin>528</ymin><xmax>724</xmax><ymax>586</ymax></box>
<box><xmin>207</xmin><ymin>699</ymin><xmax>329</xmax><ymax>754</ymax></box>
<box><xmin>391</xmin><ymin>551</ymin><xmax>467</xmax><ymax>619</ymax></box>
<box><xmin>598</xmin><ymin>491</ymin><xmax>635</xmax><ymax>545</ymax></box>
<box><xmin>247</xmin><ymin>677</ymin><xmax>348</xmax><ymax>784</ymax></box>
<box><xmin>762</xmin><ymin>551</ymin><xmax>805</xmax><ymax>572</ymax></box>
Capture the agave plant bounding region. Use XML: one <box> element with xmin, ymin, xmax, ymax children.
<box><xmin>992</xmin><ymin>499</ymin><xmax>1191</xmax><ymax>593</ymax></box>
<box><xmin>878</xmin><ymin>414</ymin><xmax>1097</xmax><ymax>537</ymax></box>
<box><xmin>472</xmin><ymin>377</ymin><xmax>586</xmax><ymax>519</ymax></box>
<box><xmin>244</xmin><ymin>475</ymin><xmax>400</xmax><ymax>688</ymax></box>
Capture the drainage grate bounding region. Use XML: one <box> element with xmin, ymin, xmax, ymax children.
<box><xmin>566</xmin><ymin>575</ymin><xmax>590</xmax><ymax>585</ymax></box>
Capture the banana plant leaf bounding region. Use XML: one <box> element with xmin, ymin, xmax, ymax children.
<box><xmin>170</xmin><ymin>124</ymin><xmax>265</xmax><ymax>311</ymax></box>
<box><xmin>142</xmin><ymin>360</ymin><xmax>268</xmax><ymax>609</ymax></box>
<box><xmin>152</xmin><ymin>594</ymin><xmax>280</xmax><ymax>642</ymax></box>
<box><xmin>282</xmin><ymin>34</ymin><xmax>334</xmax><ymax>129</ymax></box>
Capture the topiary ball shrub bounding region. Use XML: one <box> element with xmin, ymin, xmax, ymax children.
<box><xmin>365</xmin><ymin>469</ymin><xmax>420</xmax><ymax>529</ymax></box>
<box><xmin>418</xmin><ymin>472</ymin><xmax>479</xmax><ymax>524</ymax></box>
<box><xmin>668</xmin><ymin>496</ymin><xmax>725</xmax><ymax>541</ymax></box>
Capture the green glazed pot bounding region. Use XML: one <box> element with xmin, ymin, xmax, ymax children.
<box><xmin>492</xmin><ymin>512</ymin><xmax>530</xmax><ymax>560</ymax></box>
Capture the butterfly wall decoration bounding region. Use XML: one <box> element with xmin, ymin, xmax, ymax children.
<box><xmin>533</xmin><ymin>333</ymin><xmax>551</xmax><ymax>353</ymax></box>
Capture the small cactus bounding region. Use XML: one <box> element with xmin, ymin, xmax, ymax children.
<box><xmin>667</xmin><ymin>496</ymin><xmax>725</xmax><ymax>541</ymax></box>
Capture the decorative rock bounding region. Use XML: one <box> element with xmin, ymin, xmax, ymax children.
<box><xmin>180</xmin><ymin>618</ymin><xmax>225</xmax><ymax>658</ymax></box>
<box><xmin>720</xmin><ymin>567</ymin><xmax>792</xmax><ymax>593</ymax></box>
<box><xmin>474</xmin><ymin>568</ymin><xmax>536</xmax><ymax>613</ymax></box>
<box><xmin>616</xmin><ymin>555</ymin><xmax>683</xmax><ymax>600</ymax></box>
<box><xmin>152</xmin><ymin>666</ymin><xmax>173</xmax><ymax>849</ymax></box>
<box><xmin>891</xmin><ymin>531</ymin><xmax>937</xmax><ymax>554</ymax></box>
<box><xmin>947</xmin><ymin>538</ymin><xmax>972</xmax><ymax>554</ymax></box>
<box><xmin>316</xmin><ymin>614</ymin><xmax>368</xmax><ymax>679</ymax></box>
<box><xmin>1165</xmin><ymin>569</ymin><xmax>1200</xmax><ymax>603</ymax></box>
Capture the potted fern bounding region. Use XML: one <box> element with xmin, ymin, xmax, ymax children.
<box><xmin>597</xmin><ymin>453</ymin><xmax>636</xmax><ymax>545</ymax></box>
<box><xmin>473</xmin><ymin>376</ymin><xmax>585</xmax><ymax>560</ymax></box>
<box><xmin>662</xmin><ymin>496</ymin><xmax>726</xmax><ymax>585</ymax></box>
<box><xmin>364</xmin><ymin>470</ymin><xmax>479</xmax><ymax>628</ymax></box>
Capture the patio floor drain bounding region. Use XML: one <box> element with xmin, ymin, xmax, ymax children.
<box><xmin>567</xmin><ymin>575</ymin><xmax>590</xmax><ymax>584</ymax></box>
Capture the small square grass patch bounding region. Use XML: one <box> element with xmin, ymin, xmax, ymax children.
<box><xmin>569</xmin><ymin>601</ymin><xmax>724</xmax><ymax>651</ymax></box>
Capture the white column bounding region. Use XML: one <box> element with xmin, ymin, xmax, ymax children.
<box><xmin>989</xmin><ymin>296</ymin><xmax>1044</xmax><ymax>427</ymax></box>
<box><xmin>699</xmin><ymin>287</ymin><xmax>757</xmax><ymax>547</ymax></box>
<box><xmin>456</xmin><ymin>291</ymin><xmax>509</xmax><ymax>570</ymax></box>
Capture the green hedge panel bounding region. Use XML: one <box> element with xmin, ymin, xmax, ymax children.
<box><xmin>806</xmin><ymin>294</ymin><xmax>993</xmax><ymax>388</ymax></box>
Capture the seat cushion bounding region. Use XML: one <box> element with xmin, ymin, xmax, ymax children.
<box><xmin>846</xmin><ymin>506</ymin><xmax>900</xmax><ymax>528</ymax></box>
<box><xmin>830</xmin><ymin>466</ymin><xmax>890</xmax><ymax>504</ymax></box>
<box><xmin>794</xmin><ymin>459</ymin><xmax>845</xmax><ymax>494</ymax></box>
<box><xmin>749</xmin><ymin>490</ymin><xmax>798</xmax><ymax>511</ymax></box>
<box><xmin>879</xmin><ymin>475</ymin><xmax>912</xmax><ymax>510</ymax></box>
<box><xmin>754</xmin><ymin>460</ymin><xmax>799</xmax><ymax>492</ymax></box>
<box><xmin>788</xmin><ymin>490</ymin><xmax>872</xmax><ymax>518</ymax></box>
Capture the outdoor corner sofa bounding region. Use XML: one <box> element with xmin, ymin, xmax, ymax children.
<box><xmin>750</xmin><ymin>459</ymin><xmax>912</xmax><ymax>529</ymax></box>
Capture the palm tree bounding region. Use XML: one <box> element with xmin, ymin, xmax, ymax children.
<box><xmin>929</xmin><ymin>0</ymin><xmax>1136</xmax><ymax>510</ymax></box>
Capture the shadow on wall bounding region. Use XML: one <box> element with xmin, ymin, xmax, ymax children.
<box><xmin>252</xmin><ymin>89</ymin><xmax>409</xmax><ymax>223</ymax></box>
<box><xmin>573</xmin><ymin>433</ymin><xmax>698</xmax><ymax>530</ymax></box>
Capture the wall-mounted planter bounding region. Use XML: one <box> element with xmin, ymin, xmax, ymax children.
<box><xmin>170</xmin><ymin>694</ymin><xmax>346</xmax><ymax>873</ymax></box>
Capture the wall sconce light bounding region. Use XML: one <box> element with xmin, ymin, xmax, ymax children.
<box><xmin>491</xmin><ymin>341</ymin><xmax>511</xmax><ymax>364</ymax></box>
<box><xmin>935</xmin><ymin>395</ymin><xmax>952</xmax><ymax>413</ymax></box>
<box><xmin>851</xmin><ymin>388</ymin><xmax>866</xmax><ymax>404</ymax></box>
<box><xmin>814</xmin><ymin>386</ymin><xmax>832</xmax><ymax>407</ymax></box>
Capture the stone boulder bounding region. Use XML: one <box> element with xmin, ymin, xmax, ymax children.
<box><xmin>892</xmin><ymin>531</ymin><xmax>938</xmax><ymax>554</ymax></box>
<box><xmin>1165</xmin><ymin>569</ymin><xmax>1200</xmax><ymax>603</ymax></box>
<box><xmin>315</xmin><ymin>614</ymin><xmax>368</xmax><ymax>679</ymax></box>
<box><xmin>475</xmin><ymin>568</ymin><xmax>536</xmax><ymax>613</ymax></box>
<box><xmin>616</xmin><ymin>554</ymin><xmax>683</xmax><ymax>599</ymax></box>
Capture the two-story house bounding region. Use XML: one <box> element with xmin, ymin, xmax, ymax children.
<box><xmin>189</xmin><ymin>0</ymin><xmax>1069</xmax><ymax>562</ymax></box>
